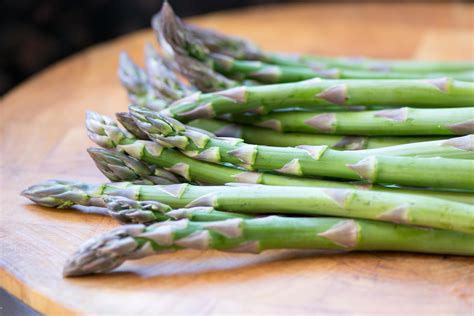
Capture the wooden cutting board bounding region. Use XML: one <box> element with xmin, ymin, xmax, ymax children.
<box><xmin>1</xmin><ymin>3</ymin><xmax>473</xmax><ymax>315</ymax></box>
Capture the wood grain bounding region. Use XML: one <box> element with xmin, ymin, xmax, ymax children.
<box><xmin>1</xmin><ymin>3</ymin><xmax>473</xmax><ymax>315</ymax></box>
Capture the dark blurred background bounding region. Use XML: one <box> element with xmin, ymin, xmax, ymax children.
<box><xmin>1</xmin><ymin>0</ymin><xmax>287</xmax><ymax>96</ymax></box>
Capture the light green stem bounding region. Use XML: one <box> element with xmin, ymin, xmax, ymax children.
<box><xmin>188</xmin><ymin>118</ymin><xmax>448</xmax><ymax>149</ymax></box>
<box><xmin>229</xmin><ymin>108</ymin><xmax>474</xmax><ymax>136</ymax></box>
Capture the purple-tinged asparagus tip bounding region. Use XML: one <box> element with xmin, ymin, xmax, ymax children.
<box><xmin>63</xmin><ymin>224</ymin><xmax>146</xmax><ymax>277</ymax></box>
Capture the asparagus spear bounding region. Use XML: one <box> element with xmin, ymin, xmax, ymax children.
<box><xmin>87</xmin><ymin>111</ymin><xmax>474</xmax><ymax>204</ymax></box>
<box><xmin>21</xmin><ymin>180</ymin><xmax>474</xmax><ymax>233</ymax></box>
<box><xmin>196</xmin><ymin>117</ymin><xmax>474</xmax><ymax>159</ymax></box>
<box><xmin>265</xmin><ymin>53</ymin><xmax>474</xmax><ymax>76</ymax></box>
<box><xmin>183</xmin><ymin>15</ymin><xmax>474</xmax><ymax>74</ymax></box>
<box><xmin>295</xmin><ymin>54</ymin><xmax>474</xmax><ymax>74</ymax></box>
<box><xmin>212</xmin><ymin>53</ymin><xmax>474</xmax><ymax>83</ymax></box>
<box><xmin>229</xmin><ymin>107</ymin><xmax>474</xmax><ymax>136</ymax></box>
<box><xmin>359</xmin><ymin>136</ymin><xmax>474</xmax><ymax>159</ymax></box>
<box><xmin>132</xmin><ymin>109</ymin><xmax>474</xmax><ymax>190</ymax></box>
<box><xmin>117</xmin><ymin>97</ymin><xmax>419</xmax><ymax>151</ymax></box>
<box><xmin>163</xmin><ymin>78</ymin><xmax>474</xmax><ymax>122</ymax></box>
<box><xmin>167</xmin><ymin>47</ymin><xmax>474</xmax><ymax>85</ymax></box>
<box><xmin>88</xmin><ymin>148</ymin><xmax>182</xmax><ymax>185</ymax></box>
<box><xmin>188</xmin><ymin>118</ymin><xmax>448</xmax><ymax>149</ymax></box>
<box><xmin>104</xmin><ymin>196</ymin><xmax>253</xmax><ymax>224</ymax></box>
<box><xmin>158</xmin><ymin>3</ymin><xmax>474</xmax><ymax>83</ymax></box>
<box><xmin>117</xmin><ymin>111</ymin><xmax>391</xmax><ymax>149</ymax></box>
<box><xmin>64</xmin><ymin>216</ymin><xmax>474</xmax><ymax>276</ymax></box>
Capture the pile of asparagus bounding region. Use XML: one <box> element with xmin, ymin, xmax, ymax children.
<box><xmin>22</xmin><ymin>3</ymin><xmax>474</xmax><ymax>277</ymax></box>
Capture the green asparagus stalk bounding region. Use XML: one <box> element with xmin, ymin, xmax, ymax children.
<box><xmin>163</xmin><ymin>78</ymin><xmax>474</xmax><ymax>122</ymax></box>
<box><xmin>229</xmin><ymin>107</ymin><xmax>474</xmax><ymax>136</ymax></box>
<box><xmin>119</xmin><ymin>104</ymin><xmax>419</xmax><ymax>151</ymax></box>
<box><xmin>157</xmin><ymin>3</ymin><xmax>474</xmax><ymax>83</ymax></box>
<box><xmin>188</xmin><ymin>118</ymin><xmax>448</xmax><ymax>149</ymax></box>
<box><xmin>63</xmin><ymin>216</ymin><xmax>474</xmax><ymax>276</ymax></box>
<box><xmin>293</xmin><ymin>54</ymin><xmax>474</xmax><ymax>74</ymax></box>
<box><xmin>340</xmin><ymin>69</ymin><xmax>474</xmax><ymax>81</ymax></box>
<box><xmin>88</xmin><ymin>148</ymin><xmax>182</xmax><ymax>185</ymax></box>
<box><xmin>359</xmin><ymin>136</ymin><xmax>474</xmax><ymax>159</ymax></box>
<box><xmin>22</xmin><ymin>180</ymin><xmax>474</xmax><ymax>233</ymax></box>
<box><xmin>184</xmin><ymin>16</ymin><xmax>474</xmax><ymax>74</ymax></box>
<box><xmin>103</xmin><ymin>196</ymin><xmax>253</xmax><ymax>224</ymax></box>
<box><xmin>87</xmin><ymin>111</ymin><xmax>474</xmax><ymax>204</ymax></box>
<box><xmin>212</xmin><ymin>53</ymin><xmax>474</xmax><ymax>83</ymax></box>
<box><xmin>184</xmin><ymin>7</ymin><xmax>474</xmax><ymax>74</ymax></box>
<box><xmin>265</xmin><ymin>53</ymin><xmax>474</xmax><ymax>76</ymax></box>
<box><xmin>190</xmin><ymin>118</ymin><xmax>473</xmax><ymax>159</ymax></box>
<box><xmin>132</xmin><ymin>109</ymin><xmax>474</xmax><ymax>190</ymax></box>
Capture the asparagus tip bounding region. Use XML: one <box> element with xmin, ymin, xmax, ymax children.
<box><xmin>161</xmin><ymin>0</ymin><xmax>174</xmax><ymax>16</ymax></box>
<box><xmin>21</xmin><ymin>180</ymin><xmax>90</xmax><ymax>208</ymax></box>
<box><xmin>104</xmin><ymin>196</ymin><xmax>171</xmax><ymax>224</ymax></box>
<box><xmin>63</xmin><ymin>225</ymin><xmax>146</xmax><ymax>277</ymax></box>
